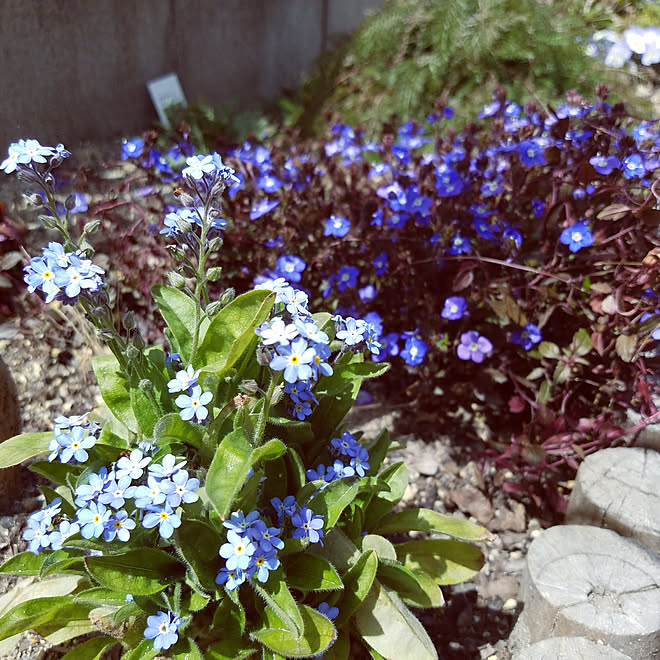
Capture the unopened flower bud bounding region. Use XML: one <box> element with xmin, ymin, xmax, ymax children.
<box><xmin>98</xmin><ymin>328</ymin><xmax>116</xmax><ymax>341</ymax></box>
<box><xmin>132</xmin><ymin>332</ymin><xmax>146</xmax><ymax>350</ymax></box>
<box><xmin>126</xmin><ymin>345</ymin><xmax>141</xmax><ymax>362</ymax></box>
<box><xmin>256</xmin><ymin>346</ymin><xmax>273</xmax><ymax>367</ymax></box>
<box><xmin>122</xmin><ymin>311</ymin><xmax>135</xmax><ymax>331</ymax></box>
<box><xmin>219</xmin><ymin>287</ymin><xmax>235</xmax><ymax>306</ymax></box>
<box><xmin>64</xmin><ymin>194</ymin><xmax>77</xmax><ymax>210</ymax></box>
<box><xmin>209</xmin><ymin>179</ymin><xmax>228</xmax><ymax>199</ymax></box>
<box><xmin>270</xmin><ymin>384</ymin><xmax>284</xmax><ymax>406</ymax></box>
<box><xmin>205</xmin><ymin>300</ymin><xmax>221</xmax><ymax>318</ymax></box>
<box><xmin>207</xmin><ymin>267</ymin><xmax>222</xmax><ymax>282</ymax></box>
<box><xmin>181</xmin><ymin>264</ymin><xmax>196</xmax><ymax>278</ymax></box>
<box><xmin>239</xmin><ymin>379</ymin><xmax>260</xmax><ymax>395</ymax></box>
<box><xmin>207</xmin><ymin>236</ymin><xmax>223</xmax><ymax>252</ymax></box>
<box><xmin>138</xmin><ymin>379</ymin><xmax>154</xmax><ymax>394</ymax></box>
<box><xmin>16</xmin><ymin>167</ymin><xmax>41</xmax><ymax>185</ymax></box>
<box><xmin>177</xmin><ymin>192</ymin><xmax>195</xmax><ymax>207</ymax></box>
<box><xmin>38</xmin><ymin>214</ymin><xmax>59</xmax><ymax>229</ymax></box>
<box><xmin>91</xmin><ymin>306</ymin><xmax>107</xmax><ymax>318</ymax></box>
<box><xmin>82</xmin><ymin>218</ymin><xmax>101</xmax><ymax>235</ymax></box>
<box><xmin>167</xmin><ymin>271</ymin><xmax>186</xmax><ymax>289</ymax></box>
<box><xmin>23</xmin><ymin>193</ymin><xmax>43</xmax><ymax>208</ymax></box>
<box><xmin>174</xmin><ymin>217</ymin><xmax>193</xmax><ymax>234</ymax></box>
<box><xmin>170</xmin><ymin>247</ymin><xmax>186</xmax><ymax>261</ymax></box>
<box><xmin>172</xmin><ymin>243</ymin><xmax>191</xmax><ymax>259</ymax></box>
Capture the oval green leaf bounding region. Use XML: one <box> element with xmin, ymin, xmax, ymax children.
<box><xmin>374</xmin><ymin>508</ymin><xmax>493</xmax><ymax>542</ymax></box>
<box><xmin>308</xmin><ymin>479</ymin><xmax>360</xmax><ymax>530</ymax></box>
<box><xmin>85</xmin><ymin>549</ymin><xmax>184</xmax><ymax>595</ymax></box>
<box><xmin>197</xmin><ymin>289</ymin><xmax>274</xmax><ymax>374</ymax></box>
<box><xmin>92</xmin><ymin>355</ymin><xmax>138</xmax><ymax>434</ymax></box>
<box><xmin>206</xmin><ymin>428</ymin><xmax>253</xmax><ymax>518</ymax></box>
<box><xmin>336</xmin><ymin>551</ymin><xmax>378</xmax><ymax>626</ymax></box>
<box><xmin>251</xmin><ymin>604</ymin><xmax>335</xmax><ymax>658</ymax></box>
<box><xmin>0</xmin><ymin>432</ymin><xmax>52</xmax><ymax>468</ymax></box>
<box><xmin>152</xmin><ymin>285</ymin><xmax>197</xmax><ymax>361</ymax></box>
<box><xmin>396</xmin><ymin>539</ymin><xmax>485</xmax><ymax>585</ymax></box>
<box><xmin>253</xmin><ymin>568</ymin><xmax>304</xmax><ymax>639</ymax></box>
<box><xmin>283</xmin><ymin>554</ymin><xmax>343</xmax><ymax>592</ymax></box>
<box><xmin>59</xmin><ymin>635</ymin><xmax>117</xmax><ymax>660</ymax></box>
<box><xmin>377</xmin><ymin>560</ymin><xmax>444</xmax><ymax>608</ymax></box>
<box><xmin>354</xmin><ymin>583</ymin><xmax>437</xmax><ymax>660</ymax></box>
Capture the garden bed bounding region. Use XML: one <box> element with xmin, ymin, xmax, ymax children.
<box><xmin>0</xmin><ymin>311</ymin><xmax>559</xmax><ymax>659</ymax></box>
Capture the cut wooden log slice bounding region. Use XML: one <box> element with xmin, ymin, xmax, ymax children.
<box><xmin>566</xmin><ymin>447</ymin><xmax>660</xmax><ymax>553</ymax></box>
<box><xmin>510</xmin><ymin>525</ymin><xmax>660</xmax><ymax>660</ymax></box>
<box><xmin>513</xmin><ymin>636</ymin><xmax>632</xmax><ymax>660</ymax></box>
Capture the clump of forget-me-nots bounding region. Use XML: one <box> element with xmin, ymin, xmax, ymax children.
<box><xmin>1</xmin><ymin>140</ymin><xmax>491</xmax><ymax>660</ymax></box>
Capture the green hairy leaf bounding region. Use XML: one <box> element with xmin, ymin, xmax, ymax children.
<box><xmin>197</xmin><ymin>289</ymin><xmax>275</xmax><ymax>373</ymax></box>
<box><xmin>360</xmin><ymin>535</ymin><xmax>397</xmax><ymax>561</ymax></box>
<box><xmin>85</xmin><ymin>548</ymin><xmax>184</xmax><ymax>595</ymax></box>
<box><xmin>59</xmin><ymin>635</ymin><xmax>117</xmax><ymax>660</ymax></box>
<box><xmin>0</xmin><ymin>432</ymin><xmax>53</xmax><ymax>468</ymax></box>
<box><xmin>92</xmin><ymin>355</ymin><xmax>138</xmax><ymax>434</ymax></box>
<box><xmin>0</xmin><ymin>551</ymin><xmax>49</xmax><ymax>576</ymax></box>
<box><xmin>206</xmin><ymin>642</ymin><xmax>258</xmax><ymax>659</ymax></box>
<box><xmin>251</xmin><ymin>603</ymin><xmax>336</xmax><ymax>658</ymax></box>
<box><xmin>253</xmin><ymin>568</ymin><xmax>304</xmax><ymax>638</ymax></box>
<box><xmin>308</xmin><ymin>478</ymin><xmax>360</xmax><ymax>529</ymax></box>
<box><xmin>152</xmin><ymin>284</ymin><xmax>198</xmax><ymax>361</ymax></box>
<box><xmin>206</xmin><ymin>427</ymin><xmax>253</xmax><ymax>518</ymax></box>
<box><xmin>354</xmin><ymin>583</ymin><xmax>437</xmax><ymax>660</ymax></box>
<box><xmin>396</xmin><ymin>539</ymin><xmax>485</xmax><ymax>585</ymax></box>
<box><xmin>251</xmin><ymin>438</ymin><xmax>287</xmax><ymax>464</ymax></box>
<box><xmin>153</xmin><ymin>413</ymin><xmax>205</xmax><ymax>452</ymax></box>
<box><xmin>0</xmin><ymin>596</ymin><xmax>91</xmax><ymax>643</ymax></box>
<box><xmin>120</xmin><ymin>638</ymin><xmax>160</xmax><ymax>660</ymax></box>
<box><xmin>283</xmin><ymin>554</ymin><xmax>343</xmax><ymax>592</ymax></box>
<box><xmin>336</xmin><ymin>551</ymin><xmax>378</xmax><ymax>626</ymax></box>
<box><xmin>374</xmin><ymin>508</ymin><xmax>493</xmax><ymax>542</ymax></box>
<box><xmin>129</xmin><ymin>387</ymin><xmax>160</xmax><ymax>436</ymax></box>
<box><xmin>377</xmin><ymin>560</ymin><xmax>444</xmax><ymax>609</ymax></box>
<box><xmin>174</xmin><ymin>520</ymin><xmax>222</xmax><ymax>591</ymax></box>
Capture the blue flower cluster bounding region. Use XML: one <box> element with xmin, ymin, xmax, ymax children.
<box><xmin>24</xmin><ymin>449</ymin><xmax>200</xmax><ymax>553</ymax></box>
<box><xmin>168</xmin><ymin>365</ymin><xmax>213</xmax><ymax>423</ymax></box>
<box><xmin>181</xmin><ymin>153</ymin><xmax>240</xmax><ymax>190</ymax></box>
<box><xmin>255</xmin><ymin>278</ymin><xmax>334</xmax><ymax>419</ymax></box>
<box><xmin>48</xmin><ymin>413</ymin><xmax>100</xmax><ymax>464</ymax></box>
<box><xmin>216</xmin><ymin>510</ymin><xmax>284</xmax><ymax>591</ymax></box>
<box><xmin>306</xmin><ymin>430</ymin><xmax>371</xmax><ymax>483</ymax></box>
<box><xmin>158</xmin><ymin>152</ymin><xmax>239</xmax><ymax>250</ymax></box>
<box><xmin>143</xmin><ymin>610</ymin><xmax>183</xmax><ymax>651</ymax></box>
<box><xmin>24</xmin><ymin>242</ymin><xmax>105</xmax><ymax>305</ymax></box>
<box><xmin>1</xmin><ymin>139</ymin><xmax>70</xmax><ymax>176</ymax></box>
<box><xmin>228</xmin><ymin>140</ymin><xmax>314</xmax><ymax>219</ymax></box>
<box><xmin>22</xmin><ymin>498</ymin><xmax>76</xmax><ymax>555</ymax></box>
<box><xmin>334</xmin><ymin>315</ymin><xmax>381</xmax><ymax>356</ymax></box>
<box><xmin>125</xmin><ymin>91</ymin><xmax>660</xmax><ymax>375</ymax></box>
<box><xmin>586</xmin><ymin>25</ymin><xmax>660</xmax><ymax>68</ymax></box>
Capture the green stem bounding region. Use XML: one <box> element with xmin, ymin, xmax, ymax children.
<box><xmin>252</xmin><ymin>372</ymin><xmax>281</xmax><ymax>447</ymax></box>
<box><xmin>188</xmin><ymin>206</ymin><xmax>212</xmax><ymax>365</ymax></box>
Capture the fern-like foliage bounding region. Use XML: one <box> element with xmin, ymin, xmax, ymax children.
<box><xmin>290</xmin><ymin>0</ymin><xmax>652</xmax><ymax>135</ymax></box>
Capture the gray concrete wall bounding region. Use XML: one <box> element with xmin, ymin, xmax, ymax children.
<box><xmin>0</xmin><ymin>0</ymin><xmax>385</xmax><ymax>149</ymax></box>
